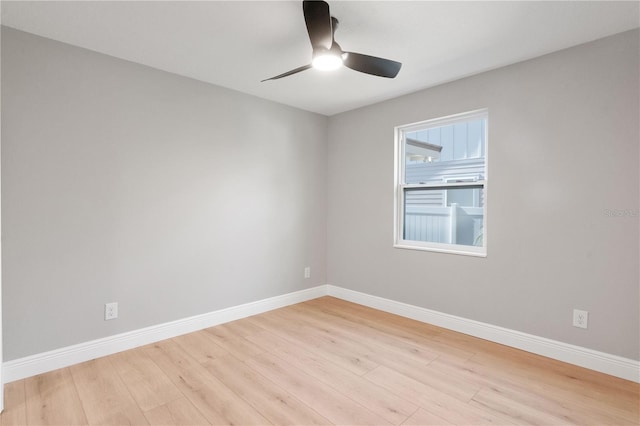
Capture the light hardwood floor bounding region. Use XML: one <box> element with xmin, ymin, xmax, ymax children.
<box><xmin>2</xmin><ymin>296</ymin><xmax>638</xmax><ymax>425</ymax></box>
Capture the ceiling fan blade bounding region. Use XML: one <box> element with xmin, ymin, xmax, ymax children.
<box><xmin>303</xmin><ymin>0</ymin><xmax>333</xmax><ymax>50</ymax></box>
<box><xmin>343</xmin><ymin>52</ymin><xmax>402</xmax><ymax>78</ymax></box>
<box><xmin>261</xmin><ymin>64</ymin><xmax>312</xmax><ymax>82</ymax></box>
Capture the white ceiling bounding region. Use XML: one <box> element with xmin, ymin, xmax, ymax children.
<box><xmin>2</xmin><ymin>1</ymin><xmax>639</xmax><ymax>116</ymax></box>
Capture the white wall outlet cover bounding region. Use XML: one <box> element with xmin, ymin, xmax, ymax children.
<box><xmin>573</xmin><ymin>309</ymin><xmax>588</xmax><ymax>329</ymax></box>
<box><xmin>105</xmin><ymin>302</ymin><xmax>118</xmax><ymax>320</ymax></box>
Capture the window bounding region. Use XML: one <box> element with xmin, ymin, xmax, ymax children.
<box><xmin>394</xmin><ymin>110</ymin><xmax>487</xmax><ymax>256</ymax></box>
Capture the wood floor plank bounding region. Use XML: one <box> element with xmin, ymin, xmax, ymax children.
<box><xmin>203</xmin><ymin>353</ymin><xmax>331</xmax><ymax>425</ymax></box>
<box><xmin>281</xmin><ymin>305</ymin><xmax>482</xmax><ymax>402</ymax></box>
<box><xmin>179</xmin><ymin>377</ymin><xmax>270</xmax><ymax>425</ymax></box>
<box><xmin>430</xmin><ymin>352</ymin><xmax>637</xmax><ymax>424</ymax></box>
<box><xmin>220</xmin><ymin>317</ymin><xmax>265</xmax><ymax>337</ymax></box>
<box><xmin>143</xmin><ymin>397</ymin><xmax>209</xmax><ymax>425</ymax></box>
<box><xmin>423</xmin><ymin>356</ymin><xmax>508</xmax><ymax>391</ymax></box>
<box><xmin>25</xmin><ymin>368</ymin><xmax>87</xmax><ymax>425</ymax></box>
<box><xmin>246</xmin><ymin>351</ymin><xmax>392</xmax><ymax>425</ymax></box>
<box><xmin>364</xmin><ymin>365</ymin><xmax>511</xmax><ymax>425</ymax></box>
<box><xmin>110</xmin><ymin>348</ymin><xmax>183</xmax><ymax>412</ymax></box>
<box><xmin>248</xmin><ymin>310</ymin><xmax>380</xmax><ymax>375</ymax></box>
<box><xmin>247</xmin><ymin>330</ymin><xmax>418</xmax><ymax>425</ymax></box>
<box><xmin>99</xmin><ymin>404</ymin><xmax>149</xmax><ymax>426</ymax></box>
<box><xmin>302</xmin><ymin>298</ymin><xmax>475</xmax><ymax>361</ymax></box>
<box><xmin>430</xmin><ymin>328</ymin><xmax>527</xmax><ymax>358</ymax></box>
<box><xmin>473</xmin><ymin>347</ymin><xmax>639</xmax><ymax>397</ymax></box>
<box><xmin>469</xmin><ymin>387</ymin><xmax>572</xmax><ymax>425</ymax></box>
<box><xmin>142</xmin><ymin>340</ymin><xmax>212</xmax><ymax>393</ymax></box>
<box><xmin>285</xmin><ymin>304</ymin><xmax>442</xmax><ymax>366</ymax></box>
<box><xmin>401</xmin><ymin>408</ymin><xmax>453</xmax><ymax>425</ymax></box>
<box><xmin>203</xmin><ymin>323</ymin><xmax>265</xmax><ymax>361</ymax></box>
<box><xmin>69</xmin><ymin>358</ymin><xmax>147</xmax><ymax>425</ymax></box>
<box><xmin>275</xmin><ymin>321</ymin><xmax>381</xmax><ymax>374</ymax></box>
<box><xmin>304</xmin><ymin>297</ymin><xmax>444</xmax><ymax>337</ymax></box>
<box><xmin>142</xmin><ymin>340</ymin><xmax>270</xmax><ymax>425</ymax></box>
<box><xmin>469</xmin><ymin>352</ymin><xmax>640</xmax><ymax>421</ymax></box>
<box><xmin>471</xmin><ymin>383</ymin><xmax>638</xmax><ymax>425</ymax></box>
<box><xmin>399</xmin><ymin>361</ymin><xmax>481</xmax><ymax>402</ymax></box>
<box><xmin>172</xmin><ymin>330</ymin><xmax>228</xmax><ymax>364</ymax></box>
<box><xmin>477</xmin><ymin>345</ymin><xmax>638</xmax><ymax>394</ymax></box>
<box><xmin>1</xmin><ymin>380</ymin><xmax>27</xmax><ymax>426</ymax></box>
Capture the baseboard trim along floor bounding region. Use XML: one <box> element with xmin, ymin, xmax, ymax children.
<box><xmin>2</xmin><ymin>285</ymin><xmax>327</xmax><ymax>383</ymax></box>
<box><xmin>325</xmin><ymin>285</ymin><xmax>639</xmax><ymax>383</ymax></box>
<box><xmin>3</xmin><ymin>284</ymin><xmax>638</xmax><ymax>384</ymax></box>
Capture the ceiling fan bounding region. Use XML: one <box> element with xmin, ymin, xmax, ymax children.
<box><xmin>262</xmin><ymin>0</ymin><xmax>402</xmax><ymax>82</ymax></box>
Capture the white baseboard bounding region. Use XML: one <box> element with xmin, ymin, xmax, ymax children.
<box><xmin>327</xmin><ymin>285</ymin><xmax>640</xmax><ymax>383</ymax></box>
<box><xmin>2</xmin><ymin>285</ymin><xmax>327</xmax><ymax>383</ymax></box>
<box><xmin>4</xmin><ymin>284</ymin><xmax>638</xmax><ymax>384</ymax></box>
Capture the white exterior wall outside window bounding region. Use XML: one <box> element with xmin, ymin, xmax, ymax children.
<box><xmin>394</xmin><ymin>109</ymin><xmax>488</xmax><ymax>256</ymax></box>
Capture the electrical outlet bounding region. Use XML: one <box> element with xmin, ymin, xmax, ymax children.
<box><xmin>573</xmin><ymin>309</ymin><xmax>588</xmax><ymax>329</ymax></box>
<box><xmin>304</xmin><ymin>267</ymin><xmax>311</xmax><ymax>279</ymax></box>
<box><xmin>105</xmin><ymin>302</ymin><xmax>118</xmax><ymax>320</ymax></box>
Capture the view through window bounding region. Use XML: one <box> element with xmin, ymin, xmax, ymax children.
<box><xmin>395</xmin><ymin>110</ymin><xmax>487</xmax><ymax>256</ymax></box>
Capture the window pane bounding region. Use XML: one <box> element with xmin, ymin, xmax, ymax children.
<box><xmin>404</xmin><ymin>187</ymin><xmax>484</xmax><ymax>247</ymax></box>
<box><xmin>404</xmin><ymin>118</ymin><xmax>486</xmax><ymax>184</ymax></box>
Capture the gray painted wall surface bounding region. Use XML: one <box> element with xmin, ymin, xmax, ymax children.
<box><xmin>2</xmin><ymin>28</ymin><xmax>327</xmax><ymax>361</ymax></box>
<box><xmin>327</xmin><ymin>30</ymin><xmax>639</xmax><ymax>360</ymax></box>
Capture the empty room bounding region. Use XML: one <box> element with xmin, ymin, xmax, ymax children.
<box><xmin>0</xmin><ymin>1</ymin><xmax>638</xmax><ymax>425</ymax></box>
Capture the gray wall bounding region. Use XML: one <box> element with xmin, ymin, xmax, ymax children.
<box><xmin>327</xmin><ymin>30</ymin><xmax>639</xmax><ymax>360</ymax></box>
<box><xmin>1</xmin><ymin>27</ymin><xmax>327</xmax><ymax>361</ymax></box>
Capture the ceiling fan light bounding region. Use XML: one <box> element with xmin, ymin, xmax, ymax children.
<box><xmin>312</xmin><ymin>52</ymin><xmax>343</xmax><ymax>71</ymax></box>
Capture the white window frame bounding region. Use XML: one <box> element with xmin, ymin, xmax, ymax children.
<box><xmin>394</xmin><ymin>109</ymin><xmax>488</xmax><ymax>257</ymax></box>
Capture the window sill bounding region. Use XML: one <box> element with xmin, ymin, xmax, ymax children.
<box><xmin>394</xmin><ymin>243</ymin><xmax>487</xmax><ymax>258</ymax></box>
